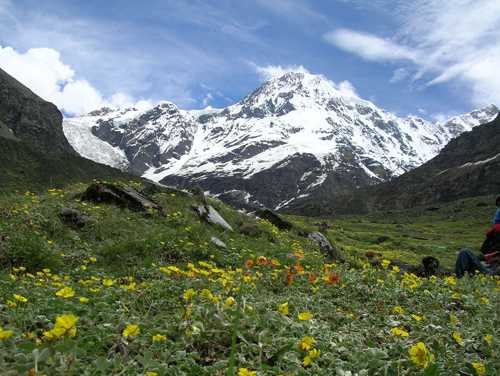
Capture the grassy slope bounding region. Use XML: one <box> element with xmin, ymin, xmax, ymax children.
<box><xmin>0</xmin><ymin>182</ymin><xmax>497</xmax><ymax>375</ymax></box>
<box><xmin>294</xmin><ymin>195</ymin><xmax>497</xmax><ymax>269</ymax></box>
<box><xmin>0</xmin><ymin>137</ymin><xmax>133</xmax><ymax>194</ymax></box>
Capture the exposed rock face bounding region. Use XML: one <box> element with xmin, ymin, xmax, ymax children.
<box><xmin>254</xmin><ymin>209</ymin><xmax>293</xmax><ymax>230</ymax></box>
<box><xmin>81</xmin><ymin>183</ymin><xmax>162</xmax><ymax>213</ymax></box>
<box><xmin>308</xmin><ymin>231</ymin><xmax>340</xmax><ymax>259</ymax></box>
<box><xmin>0</xmin><ymin>67</ymin><xmax>75</xmax><ymax>154</ymax></box>
<box><xmin>193</xmin><ymin>205</ymin><xmax>233</xmax><ymax>232</ymax></box>
<box><xmin>59</xmin><ymin>208</ymin><xmax>88</xmax><ymax>228</ymax></box>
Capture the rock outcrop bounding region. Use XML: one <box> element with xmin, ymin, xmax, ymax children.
<box><xmin>0</xmin><ymin>67</ymin><xmax>75</xmax><ymax>155</ymax></box>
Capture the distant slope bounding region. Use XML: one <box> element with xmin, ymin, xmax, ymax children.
<box><xmin>288</xmin><ymin>114</ymin><xmax>500</xmax><ymax>215</ymax></box>
<box><xmin>0</xmin><ymin>68</ymin><xmax>132</xmax><ymax>193</ymax></box>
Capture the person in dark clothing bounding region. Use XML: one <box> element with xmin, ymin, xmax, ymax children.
<box><xmin>455</xmin><ymin>249</ymin><xmax>499</xmax><ymax>278</ymax></box>
<box><xmin>455</xmin><ymin>197</ymin><xmax>500</xmax><ymax>277</ymax></box>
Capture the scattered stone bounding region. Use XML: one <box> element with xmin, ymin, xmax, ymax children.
<box><xmin>59</xmin><ymin>208</ymin><xmax>88</xmax><ymax>228</ymax></box>
<box><xmin>382</xmin><ymin>257</ymin><xmax>451</xmax><ymax>277</ymax></box>
<box><xmin>238</xmin><ymin>222</ymin><xmax>263</xmax><ymax>237</ymax></box>
<box><xmin>374</xmin><ymin>236</ymin><xmax>390</xmax><ymax>244</ymax></box>
<box><xmin>254</xmin><ymin>209</ymin><xmax>293</xmax><ymax>230</ymax></box>
<box><xmin>426</xmin><ymin>207</ymin><xmax>440</xmax><ymax>211</ymax></box>
<box><xmin>314</xmin><ymin>221</ymin><xmax>331</xmax><ymax>232</ymax></box>
<box><xmin>193</xmin><ymin>205</ymin><xmax>233</xmax><ymax>232</ymax></box>
<box><xmin>308</xmin><ymin>231</ymin><xmax>341</xmax><ymax>259</ymax></box>
<box><xmin>210</xmin><ymin>236</ymin><xmax>227</xmax><ymax>249</ymax></box>
<box><xmin>81</xmin><ymin>183</ymin><xmax>162</xmax><ymax>213</ymax></box>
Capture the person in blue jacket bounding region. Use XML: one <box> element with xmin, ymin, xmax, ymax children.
<box><xmin>493</xmin><ymin>196</ymin><xmax>500</xmax><ymax>224</ymax></box>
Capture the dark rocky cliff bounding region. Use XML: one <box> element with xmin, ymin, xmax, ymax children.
<box><xmin>0</xmin><ymin>67</ymin><xmax>75</xmax><ymax>154</ymax></box>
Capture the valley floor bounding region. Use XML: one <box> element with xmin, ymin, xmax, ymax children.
<box><xmin>0</xmin><ymin>183</ymin><xmax>498</xmax><ymax>375</ymax></box>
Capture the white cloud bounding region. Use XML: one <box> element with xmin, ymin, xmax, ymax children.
<box><xmin>202</xmin><ymin>93</ymin><xmax>214</xmax><ymax>107</ymax></box>
<box><xmin>324</xmin><ymin>29</ymin><xmax>417</xmax><ymax>62</ymax></box>
<box><xmin>390</xmin><ymin>68</ymin><xmax>409</xmax><ymax>83</ymax></box>
<box><xmin>252</xmin><ymin>63</ymin><xmax>359</xmax><ymax>98</ymax></box>
<box><xmin>337</xmin><ymin>80</ymin><xmax>358</xmax><ymax>98</ymax></box>
<box><xmin>253</xmin><ymin>64</ymin><xmax>311</xmax><ymax>81</ymax></box>
<box><xmin>0</xmin><ymin>45</ymin><xmax>147</xmax><ymax>115</ymax></box>
<box><xmin>323</xmin><ymin>0</ymin><xmax>500</xmax><ymax>107</ymax></box>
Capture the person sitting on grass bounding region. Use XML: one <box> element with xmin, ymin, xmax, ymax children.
<box><xmin>455</xmin><ymin>196</ymin><xmax>500</xmax><ymax>278</ymax></box>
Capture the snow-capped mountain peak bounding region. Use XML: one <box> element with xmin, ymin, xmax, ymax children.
<box><xmin>63</xmin><ymin>72</ymin><xmax>499</xmax><ymax>210</ymax></box>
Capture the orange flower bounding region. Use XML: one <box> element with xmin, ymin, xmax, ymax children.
<box><xmin>256</xmin><ymin>256</ymin><xmax>268</xmax><ymax>266</ymax></box>
<box><xmin>293</xmin><ymin>262</ymin><xmax>305</xmax><ymax>273</ymax></box>
<box><xmin>245</xmin><ymin>259</ymin><xmax>254</xmax><ymax>269</ymax></box>
<box><xmin>286</xmin><ymin>270</ymin><xmax>295</xmax><ymax>286</ymax></box>
<box><xmin>308</xmin><ymin>273</ymin><xmax>318</xmax><ymax>284</ymax></box>
<box><xmin>325</xmin><ymin>272</ymin><xmax>340</xmax><ymax>285</ymax></box>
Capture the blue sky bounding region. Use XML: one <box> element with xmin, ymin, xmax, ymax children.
<box><xmin>0</xmin><ymin>0</ymin><xmax>499</xmax><ymax>119</ymax></box>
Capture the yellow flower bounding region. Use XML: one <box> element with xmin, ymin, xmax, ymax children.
<box><xmin>411</xmin><ymin>314</ymin><xmax>424</xmax><ymax>322</ymax></box>
<box><xmin>89</xmin><ymin>257</ymin><xmax>97</xmax><ymax>263</ymax></box>
<box><xmin>0</xmin><ymin>327</ymin><xmax>14</xmax><ymax>340</ymax></box>
<box><xmin>449</xmin><ymin>314</ymin><xmax>459</xmax><ymax>326</ymax></box>
<box><xmin>471</xmin><ymin>362</ymin><xmax>486</xmax><ymax>375</ymax></box>
<box><xmin>79</xmin><ymin>297</ymin><xmax>89</xmax><ymax>304</ymax></box>
<box><xmin>238</xmin><ymin>368</ymin><xmax>256</xmax><ymax>376</ymax></box>
<box><xmin>484</xmin><ymin>334</ymin><xmax>493</xmax><ymax>346</ymax></box>
<box><xmin>391</xmin><ymin>327</ymin><xmax>409</xmax><ymax>337</ymax></box>
<box><xmin>146</xmin><ymin>372</ymin><xmax>158</xmax><ymax>376</ymax></box>
<box><xmin>445</xmin><ymin>276</ymin><xmax>456</xmax><ymax>286</ymax></box>
<box><xmin>408</xmin><ymin>342</ymin><xmax>434</xmax><ymax>368</ymax></box>
<box><xmin>224</xmin><ymin>296</ymin><xmax>236</xmax><ymax>308</ymax></box>
<box><xmin>13</xmin><ymin>294</ymin><xmax>28</xmax><ymax>303</ymax></box>
<box><xmin>121</xmin><ymin>282</ymin><xmax>136</xmax><ymax>291</ymax></box>
<box><xmin>393</xmin><ymin>306</ymin><xmax>405</xmax><ymax>314</ymax></box>
<box><xmin>43</xmin><ymin>314</ymin><xmax>78</xmax><ymax>340</ymax></box>
<box><xmin>480</xmin><ymin>297</ymin><xmax>489</xmax><ymax>305</ymax></box>
<box><xmin>381</xmin><ymin>259</ymin><xmax>391</xmax><ymax>269</ymax></box>
<box><xmin>278</xmin><ymin>302</ymin><xmax>289</xmax><ymax>316</ymax></box>
<box><xmin>6</xmin><ymin>300</ymin><xmax>17</xmax><ymax>308</ymax></box>
<box><xmin>122</xmin><ymin>324</ymin><xmax>140</xmax><ymax>338</ymax></box>
<box><xmin>452</xmin><ymin>331</ymin><xmax>463</xmax><ymax>345</ymax></box>
<box><xmin>56</xmin><ymin>287</ymin><xmax>75</xmax><ymax>299</ymax></box>
<box><xmin>102</xmin><ymin>278</ymin><xmax>114</xmax><ymax>287</ymax></box>
<box><xmin>298</xmin><ymin>311</ymin><xmax>313</xmax><ymax>321</ymax></box>
<box><xmin>303</xmin><ymin>348</ymin><xmax>320</xmax><ymax>367</ymax></box>
<box><xmin>392</xmin><ymin>265</ymin><xmax>400</xmax><ymax>273</ymax></box>
<box><xmin>298</xmin><ymin>336</ymin><xmax>315</xmax><ymax>351</ymax></box>
<box><xmin>152</xmin><ymin>334</ymin><xmax>167</xmax><ymax>342</ymax></box>
<box><xmin>183</xmin><ymin>288</ymin><xmax>196</xmax><ymax>301</ymax></box>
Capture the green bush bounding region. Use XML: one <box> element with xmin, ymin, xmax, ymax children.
<box><xmin>0</xmin><ymin>232</ymin><xmax>61</xmax><ymax>271</ymax></box>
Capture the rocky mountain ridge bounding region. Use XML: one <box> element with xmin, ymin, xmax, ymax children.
<box><xmin>299</xmin><ymin>113</ymin><xmax>500</xmax><ymax>215</ymax></box>
<box><xmin>63</xmin><ymin>72</ymin><xmax>499</xmax><ymax>211</ymax></box>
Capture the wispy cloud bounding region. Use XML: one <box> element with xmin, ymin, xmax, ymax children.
<box><xmin>324</xmin><ymin>0</ymin><xmax>500</xmax><ymax>106</ymax></box>
<box><xmin>324</xmin><ymin>29</ymin><xmax>417</xmax><ymax>62</ymax></box>
<box><xmin>254</xmin><ymin>0</ymin><xmax>328</xmax><ymax>26</ymax></box>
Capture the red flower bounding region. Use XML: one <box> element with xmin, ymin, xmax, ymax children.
<box><xmin>325</xmin><ymin>272</ymin><xmax>340</xmax><ymax>285</ymax></box>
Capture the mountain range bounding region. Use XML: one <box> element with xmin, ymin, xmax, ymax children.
<box><xmin>63</xmin><ymin>72</ymin><xmax>499</xmax><ymax>211</ymax></box>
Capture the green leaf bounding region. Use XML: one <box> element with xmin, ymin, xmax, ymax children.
<box><xmin>423</xmin><ymin>364</ymin><xmax>439</xmax><ymax>376</ymax></box>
